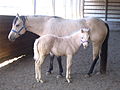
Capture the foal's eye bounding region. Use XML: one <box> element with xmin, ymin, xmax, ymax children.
<box><xmin>16</xmin><ymin>24</ymin><xmax>19</xmax><ymax>27</ymax></box>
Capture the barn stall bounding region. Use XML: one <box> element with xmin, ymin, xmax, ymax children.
<box><xmin>0</xmin><ymin>0</ymin><xmax>120</xmax><ymax>90</ymax></box>
<box><xmin>0</xmin><ymin>16</ymin><xmax>38</xmax><ymax>63</ymax></box>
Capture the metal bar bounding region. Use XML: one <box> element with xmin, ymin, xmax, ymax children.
<box><xmin>105</xmin><ymin>0</ymin><xmax>108</xmax><ymax>21</ymax></box>
<box><xmin>84</xmin><ymin>13</ymin><xmax>105</xmax><ymax>14</ymax></box>
<box><xmin>108</xmin><ymin>5</ymin><xmax>120</xmax><ymax>7</ymax></box>
<box><xmin>52</xmin><ymin>0</ymin><xmax>55</xmax><ymax>15</ymax></box>
<box><xmin>108</xmin><ymin>2</ymin><xmax>120</xmax><ymax>3</ymax></box>
<box><xmin>84</xmin><ymin>12</ymin><xmax>120</xmax><ymax>15</ymax></box>
<box><xmin>64</xmin><ymin>0</ymin><xmax>66</xmax><ymax>18</ymax></box>
<box><xmin>84</xmin><ymin>5</ymin><xmax>105</xmax><ymax>6</ymax></box>
<box><xmin>107</xmin><ymin>17</ymin><xmax>120</xmax><ymax>19</ymax></box>
<box><xmin>85</xmin><ymin>1</ymin><xmax>105</xmax><ymax>3</ymax></box>
<box><xmin>79</xmin><ymin>0</ymin><xmax>81</xmax><ymax>18</ymax></box>
<box><xmin>70</xmin><ymin>0</ymin><xmax>73</xmax><ymax>18</ymax></box>
<box><xmin>34</xmin><ymin>0</ymin><xmax>36</xmax><ymax>15</ymax></box>
<box><xmin>83</xmin><ymin>0</ymin><xmax>85</xmax><ymax>18</ymax></box>
<box><xmin>84</xmin><ymin>9</ymin><xmax>105</xmax><ymax>10</ymax></box>
<box><xmin>84</xmin><ymin>16</ymin><xmax>105</xmax><ymax>18</ymax></box>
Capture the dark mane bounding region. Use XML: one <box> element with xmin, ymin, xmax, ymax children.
<box><xmin>52</xmin><ymin>16</ymin><xmax>62</xmax><ymax>19</ymax></box>
<box><xmin>13</xmin><ymin>16</ymin><xmax>26</xmax><ymax>25</ymax></box>
<box><xmin>13</xmin><ymin>17</ymin><xmax>18</xmax><ymax>25</ymax></box>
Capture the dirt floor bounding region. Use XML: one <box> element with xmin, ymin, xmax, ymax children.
<box><xmin>0</xmin><ymin>31</ymin><xmax>120</xmax><ymax>90</ymax></box>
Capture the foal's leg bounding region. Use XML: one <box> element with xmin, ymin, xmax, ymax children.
<box><xmin>66</xmin><ymin>55</ymin><xmax>72</xmax><ymax>83</ymax></box>
<box><xmin>56</xmin><ymin>56</ymin><xmax>63</xmax><ymax>78</ymax></box>
<box><xmin>87</xmin><ymin>43</ymin><xmax>101</xmax><ymax>76</ymax></box>
<box><xmin>35</xmin><ymin>55</ymin><xmax>45</xmax><ymax>83</ymax></box>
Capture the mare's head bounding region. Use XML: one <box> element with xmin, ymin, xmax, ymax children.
<box><xmin>80</xmin><ymin>28</ymin><xmax>90</xmax><ymax>49</ymax></box>
<box><xmin>8</xmin><ymin>14</ymin><xmax>27</xmax><ymax>41</ymax></box>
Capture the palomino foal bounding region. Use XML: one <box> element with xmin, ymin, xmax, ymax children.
<box><xmin>34</xmin><ymin>28</ymin><xmax>90</xmax><ymax>83</ymax></box>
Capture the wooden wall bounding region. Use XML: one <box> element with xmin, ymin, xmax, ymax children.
<box><xmin>83</xmin><ymin>0</ymin><xmax>120</xmax><ymax>22</ymax></box>
<box><xmin>0</xmin><ymin>16</ymin><xmax>38</xmax><ymax>62</ymax></box>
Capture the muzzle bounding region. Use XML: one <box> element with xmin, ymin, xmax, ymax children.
<box><xmin>81</xmin><ymin>40</ymin><xmax>89</xmax><ymax>49</ymax></box>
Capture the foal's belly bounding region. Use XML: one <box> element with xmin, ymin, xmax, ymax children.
<box><xmin>51</xmin><ymin>47</ymin><xmax>66</xmax><ymax>56</ymax></box>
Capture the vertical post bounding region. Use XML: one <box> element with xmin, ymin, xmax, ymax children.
<box><xmin>105</xmin><ymin>0</ymin><xmax>108</xmax><ymax>21</ymax></box>
<box><xmin>79</xmin><ymin>0</ymin><xmax>81</xmax><ymax>18</ymax></box>
<box><xmin>70</xmin><ymin>0</ymin><xmax>73</xmax><ymax>18</ymax></box>
<box><xmin>76</xmin><ymin>0</ymin><xmax>78</xmax><ymax>18</ymax></box>
<box><xmin>52</xmin><ymin>0</ymin><xmax>55</xmax><ymax>16</ymax></box>
<box><xmin>64</xmin><ymin>0</ymin><xmax>66</xmax><ymax>18</ymax></box>
<box><xmin>34</xmin><ymin>0</ymin><xmax>36</xmax><ymax>15</ymax></box>
<box><xmin>80</xmin><ymin>0</ymin><xmax>84</xmax><ymax>18</ymax></box>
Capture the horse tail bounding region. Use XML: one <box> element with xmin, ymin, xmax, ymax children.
<box><xmin>34</xmin><ymin>38</ymin><xmax>40</xmax><ymax>60</ymax></box>
<box><xmin>100</xmin><ymin>22</ymin><xmax>110</xmax><ymax>73</ymax></box>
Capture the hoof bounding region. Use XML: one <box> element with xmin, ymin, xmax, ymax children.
<box><xmin>96</xmin><ymin>72</ymin><xmax>101</xmax><ymax>75</ymax></box>
<box><xmin>66</xmin><ymin>79</ymin><xmax>71</xmax><ymax>83</ymax></box>
<box><xmin>46</xmin><ymin>71</ymin><xmax>53</xmax><ymax>76</ymax></box>
<box><xmin>36</xmin><ymin>79</ymin><xmax>44</xmax><ymax>83</ymax></box>
<box><xmin>40</xmin><ymin>80</ymin><xmax>44</xmax><ymax>83</ymax></box>
<box><xmin>85</xmin><ymin>74</ymin><xmax>91</xmax><ymax>78</ymax></box>
<box><xmin>56</xmin><ymin>74</ymin><xmax>63</xmax><ymax>79</ymax></box>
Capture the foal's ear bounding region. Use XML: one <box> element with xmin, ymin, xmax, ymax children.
<box><xmin>81</xmin><ymin>29</ymin><xmax>84</xmax><ymax>33</ymax></box>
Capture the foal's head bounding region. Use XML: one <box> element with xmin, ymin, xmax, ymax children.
<box><xmin>80</xmin><ymin>28</ymin><xmax>90</xmax><ymax>49</ymax></box>
<box><xmin>8</xmin><ymin>14</ymin><xmax>27</xmax><ymax>41</ymax></box>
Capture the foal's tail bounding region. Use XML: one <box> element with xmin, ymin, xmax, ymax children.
<box><xmin>34</xmin><ymin>38</ymin><xmax>40</xmax><ymax>60</ymax></box>
<box><xmin>100</xmin><ymin>22</ymin><xmax>110</xmax><ymax>73</ymax></box>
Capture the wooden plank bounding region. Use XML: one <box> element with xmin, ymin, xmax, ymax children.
<box><xmin>85</xmin><ymin>9</ymin><xmax>105</xmax><ymax>10</ymax></box>
<box><xmin>84</xmin><ymin>12</ymin><xmax>105</xmax><ymax>14</ymax></box>
<box><xmin>85</xmin><ymin>1</ymin><xmax>104</xmax><ymax>3</ymax></box>
<box><xmin>84</xmin><ymin>4</ymin><xmax>105</xmax><ymax>6</ymax></box>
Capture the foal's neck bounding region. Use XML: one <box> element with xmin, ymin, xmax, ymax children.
<box><xmin>25</xmin><ymin>16</ymin><xmax>51</xmax><ymax>36</ymax></box>
<box><xmin>70</xmin><ymin>31</ymin><xmax>82</xmax><ymax>46</ymax></box>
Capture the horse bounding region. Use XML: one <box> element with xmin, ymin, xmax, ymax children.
<box><xmin>34</xmin><ymin>29</ymin><xmax>90</xmax><ymax>83</ymax></box>
<box><xmin>8</xmin><ymin>14</ymin><xmax>109</xmax><ymax>77</ymax></box>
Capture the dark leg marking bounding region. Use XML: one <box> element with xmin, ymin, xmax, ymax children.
<box><xmin>57</xmin><ymin>56</ymin><xmax>63</xmax><ymax>76</ymax></box>
<box><xmin>87</xmin><ymin>55</ymin><xmax>99</xmax><ymax>76</ymax></box>
<box><xmin>47</xmin><ymin>55</ymin><xmax>55</xmax><ymax>74</ymax></box>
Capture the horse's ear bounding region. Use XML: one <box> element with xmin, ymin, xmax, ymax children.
<box><xmin>16</xmin><ymin>13</ymin><xmax>19</xmax><ymax>17</ymax></box>
<box><xmin>16</xmin><ymin>13</ymin><xmax>21</xmax><ymax>20</ymax></box>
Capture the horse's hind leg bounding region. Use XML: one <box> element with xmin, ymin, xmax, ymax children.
<box><xmin>46</xmin><ymin>55</ymin><xmax>55</xmax><ymax>75</ymax></box>
<box><xmin>87</xmin><ymin>42</ymin><xmax>101</xmax><ymax>76</ymax></box>
<box><xmin>100</xmin><ymin>26</ymin><xmax>109</xmax><ymax>74</ymax></box>
<box><xmin>56</xmin><ymin>56</ymin><xmax>63</xmax><ymax>78</ymax></box>
<box><xmin>35</xmin><ymin>55</ymin><xmax>45</xmax><ymax>83</ymax></box>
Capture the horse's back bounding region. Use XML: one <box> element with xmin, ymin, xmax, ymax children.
<box><xmin>43</xmin><ymin>16</ymin><xmax>108</xmax><ymax>43</ymax></box>
<box><xmin>44</xmin><ymin>18</ymin><xmax>86</xmax><ymax>36</ymax></box>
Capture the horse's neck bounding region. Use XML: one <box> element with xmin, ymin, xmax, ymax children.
<box><xmin>26</xmin><ymin>16</ymin><xmax>51</xmax><ymax>36</ymax></box>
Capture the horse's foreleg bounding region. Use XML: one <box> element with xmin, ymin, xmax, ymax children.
<box><xmin>87</xmin><ymin>43</ymin><xmax>101</xmax><ymax>76</ymax></box>
<box><xmin>47</xmin><ymin>55</ymin><xmax>55</xmax><ymax>75</ymax></box>
<box><xmin>56</xmin><ymin>56</ymin><xmax>63</xmax><ymax>77</ymax></box>
<box><xmin>66</xmin><ymin>55</ymin><xmax>72</xmax><ymax>83</ymax></box>
<box><xmin>35</xmin><ymin>55</ymin><xmax>45</xmax><ymax>83</ymax></box>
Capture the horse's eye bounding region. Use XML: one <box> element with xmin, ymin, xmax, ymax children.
<box><xmin>16</xmin><ymin>24</ymin><xmax>19</xmax><ymax>27</ymax></box>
